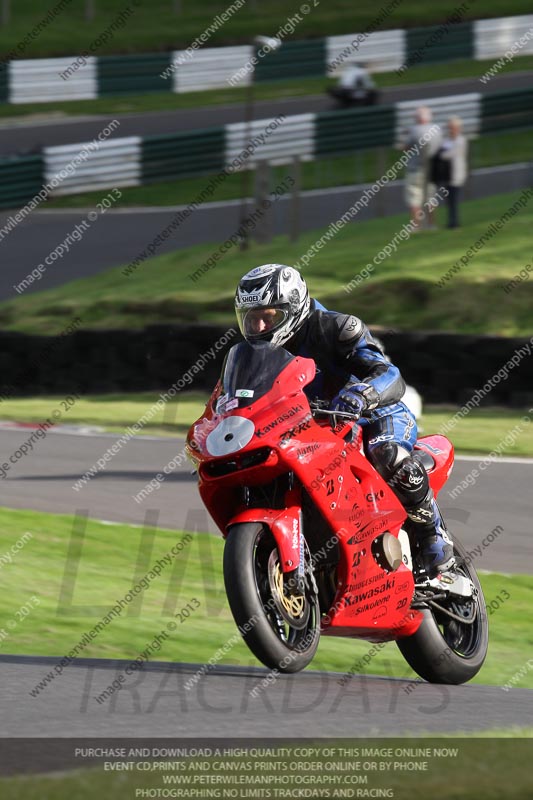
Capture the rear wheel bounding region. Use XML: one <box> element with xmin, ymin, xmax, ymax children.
<box><xmin>223</xmin><ymin>523</ymin><xmax>320</xmax><ymax>673</ymax></box>
<box><xmin>396</xmin><ymin>536</ymin><xmax>488</xmax><ymax>684</ymax></box>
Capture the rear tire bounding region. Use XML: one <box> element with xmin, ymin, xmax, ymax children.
<box><xmin>397</xmin><ymin>536</ymin><xmax>488</xmax><ymax>684</ymax></box>
<box><xmin>223</xmin><ymin>523</ymin><xmax>320</xmax><ymax>673</ymax></box>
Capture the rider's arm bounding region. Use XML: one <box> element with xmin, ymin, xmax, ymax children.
<box><xmin>332</xmin><ymin>314</ymin><xmax>406</xmax><ymax>411</ymax></box>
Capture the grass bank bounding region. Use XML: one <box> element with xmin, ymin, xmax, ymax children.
<box><xmin>0</xmin><ymin>1</ymin><xmax>530</xmax><ymax>59</ymax></box>
<box><xmin>2</xmin><ymin>192</ymin><xmax>532</xmax><ymax>336</ymax></box>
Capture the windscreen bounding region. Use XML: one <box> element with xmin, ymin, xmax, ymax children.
<box><xmin>219</xmin><ymin>341</ymin><xmax>295</xmax><ymax>410</ymax></box>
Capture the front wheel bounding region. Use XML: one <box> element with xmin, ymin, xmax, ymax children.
<box><xmin>396</xmin><ymin>536</ymin><xmax>488</xmax><ymax>684</ymax></box>
<box><xmin>223</xmin><ymin>523</ymin><xmax>320</xmax><ymax>673</ymax></box>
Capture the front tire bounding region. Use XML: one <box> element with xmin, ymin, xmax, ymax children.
<box><xmin>397</xmin><ymin>536</ymin><xmax>488</xmax><ymax>684</ymax></box>
<box><xmin>223</xmin><ymin>523</ymin><xmax>320</xmax><ymax>673</ymax></box>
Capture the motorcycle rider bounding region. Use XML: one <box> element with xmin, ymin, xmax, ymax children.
<box><xmin>234</xmin><ymin>264</ymin><xmax>455</xmax><ymax>577</ymax></box>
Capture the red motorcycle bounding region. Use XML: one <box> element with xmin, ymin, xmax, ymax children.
<box><xmin>186</xmin><ymin>341</ymin><xmax>488</xmax><ymax>684</ymax></box>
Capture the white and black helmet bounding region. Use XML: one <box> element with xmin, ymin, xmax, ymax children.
<box><xmin>235</xmin><ymin>264</ymin><xmax>310</xmax><ymax>347</ymax></box>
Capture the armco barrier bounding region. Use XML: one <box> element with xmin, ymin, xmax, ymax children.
<box><xmin>474</xmin><ymin>14</ymin><xmax>533</xmax><ymax>60</ymax></box>
<box><xmin>0</xmin><ymin>154</ymin><xmax>44</xmax><ymax>208</ymax></box>
<box><xmin>172</xmin><ymin>45</ymin><xmax>253</xmax><ymax>92</ymax></box>
<box><xmin>225</xmin><ymin>113</ymin><xmax>315</xmax><ymax>165</ymax></box>
<box><xmin>404</xmin><ymin>20</ymin><xmax>473</xmax><ymax>68</ymax></box>
<box><xmin>480</xmin><ymin>88</ymin><xmax>533</xmax><ymax>134</ymax></box>
<box><xmin>326</xmin><ymin>29</ymin><xmax>405</xmax><ymax>75</ymax></box>
<box><xmin>10</xmin><ymin>58</ymin><xmax>98</xmax><ymax>103</ymax></box>
<box><xmin>0</xmin><ymin>14</ymin><xmax>533</xmax><ymax>104</ymax></box>
<box><xmin>98</xmin><ymin>53</ymin><xmax>173</xmax><ymax>96</ymax></box>
<box><xmin>43</xmin><ymin>137</ymin><xmax>141</xmax><ymax>196</ymax></box>
<box><xmin>395</xmin><ymin>92</ymin><xmax>481</xmax><ymax>141</ymax></box>
<box><xmin>0</xmin><ymin>63</ymin><xmax>10</xmax><ymax>104</ymax></box>
<box><xmin>254</xmin><ymin>38</ymin><xmax>326</xmax><ymax>82</ymax></box>
<box><xmin>0</xmin><ymin>325</ymin><xmax>531</xmax><ymax>406</ymax></box>
<box><xmin>316</xmin><ymin>105</ymin><xmax>395</xmax><ymax>156</ymax></box>
<box><xmin>141</xmin><ymin>128</ymin><xmax>226</xmax><ymax>183</ymax></box>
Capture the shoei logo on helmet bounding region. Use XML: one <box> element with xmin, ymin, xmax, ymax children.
<box><xmin>242</xmin><ymin>294</ymin><xmax>261</xmax><ymax>303</ymax></box>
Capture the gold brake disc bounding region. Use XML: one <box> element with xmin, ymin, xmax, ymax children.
<box><xmin>267</xmin><ymin>551</ymin><xmax>309</xmax><ymax>629</ymax></box>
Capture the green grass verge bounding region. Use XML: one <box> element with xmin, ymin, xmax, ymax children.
<box><xmin>3</xmin><ymin>191</ymin><xmax>533</xmax><ymax>336</ymax></box>
<box><xmin>1</xmin><ymin>396</ymin><xmax>533</xmax><ymax>457</ymax></box>
<box><xmin>0</xmin><ymin>507</ymin><xmax>531</xmax><ymax>690</ymax></box>
<box><xmin>0</xmin><ymin>1</ymin><xmax>531</xmax><ymax>59</ymax></box>
<box><xmin>0</xmin><ymin>392</ymin><xmax>206</xmax><ymax>438</ymax></box>
<box><xmin>44</xmin><ymin>128</ymin><xmax>533</xmax><ymax>210</ymax></box>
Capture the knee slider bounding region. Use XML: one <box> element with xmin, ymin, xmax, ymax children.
<box><xmin>389</xmin><ymin>454</ymin><xmax>429</xmax><ymax>506</ymax></box>
<box><xmin>368</xmin><ymin>442</ymin><xmax>411</xmax><ymax>481</ymax></box>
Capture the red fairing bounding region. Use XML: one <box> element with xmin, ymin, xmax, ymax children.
<box><xmin>227</xmin><ymin>506</ymin><xmax>303</xmax><ymax>574</ymax></box>
<box><xmin>187</xmin><ymin>355</ymin><xmax>316</xmax><ymax>538</ymax></box>
<box><xmin>414</xmin><ymin>435</ymin><xmax>455</xmax><ymax>497</ymax></box>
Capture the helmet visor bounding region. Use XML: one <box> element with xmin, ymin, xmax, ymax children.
<box><xmin>236</xmin><ymin>306</ymin><xmax>288</xmax><ymax>340</ymax></box>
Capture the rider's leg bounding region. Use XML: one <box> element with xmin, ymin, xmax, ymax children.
<box><xmin>363</xmin><ymin>408</ymin><xmax>455</xmax><ymax>576</ymax></box>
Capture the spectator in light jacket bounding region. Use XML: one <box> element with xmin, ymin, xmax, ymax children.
<box><xmin>402</xmin><ymin>106</ymin><xmax>442</xmax><ymax>231</ymax></box>
<box><xmin>441</xmin><ymin>116</ymin><xmax>468</xmax><ymax>228</ymax></box>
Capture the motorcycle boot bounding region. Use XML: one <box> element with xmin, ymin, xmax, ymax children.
<box><xmin>406</xmin><ymin>490</ymin><xmax>456</xmax><ymax>577</ymax></box>
<box><xmin>383</xmin><ymin>452</ymin><xmax>456</xmax><ymax>577</ymax></box>
<box><xmin>368</xmin><ymin>445</ymin><xmax>456</xmax><ymax>577</ymax></box>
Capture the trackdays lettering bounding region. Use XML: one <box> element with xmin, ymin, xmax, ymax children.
<box><xmin>255</xmin><ymin>404</ymin><xmax>304</xmax><ymax>438</ymax></box>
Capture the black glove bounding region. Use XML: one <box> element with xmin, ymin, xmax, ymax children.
<box><xmin>330</xmin><ymin>381</ymin><xmax>379</xmax><ymax>416</ymax></box>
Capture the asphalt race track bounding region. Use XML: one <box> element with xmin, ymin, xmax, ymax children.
<box><xmin>1</xmin><ymin>654</ymin><xmax>531</xmax><ymax>737</ymax></box>
<box><xmin>1</xmin><ymin>70</ymin><xmax>532</xmax><ymax>156</ymax></box>
<box><xmin>0</xmin><ymin>427</ymin><xmax>530</xmax><ymax>574</ymax></box>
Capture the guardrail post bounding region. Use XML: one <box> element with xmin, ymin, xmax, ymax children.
<box><xmin>239</xmin><ymin>79</ymin><xmax>255</xmax><ymax>251</ymax></box>
<box><xmin>85</xmin><ymin>0</ymin><xmax>95</xmax><ymax>21</ymax></box>
<box><xmin>1</xmin><ymin>0</ymin><xmax>9</xmax><ymax>25</ymax></box>
<box><xmin>253</xmin><ymin>159</ymin><xmax>272</xmax><ymax>243</ymax></box>
<box><xmin>376</xmin><ymin>147</ymin><xmax>386</xmax><ymax>217</ymax></box>
<box><xmin>290</xmin><ymin>155</ymin><xmax>301</xmax><ymax>242</ymax></box>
